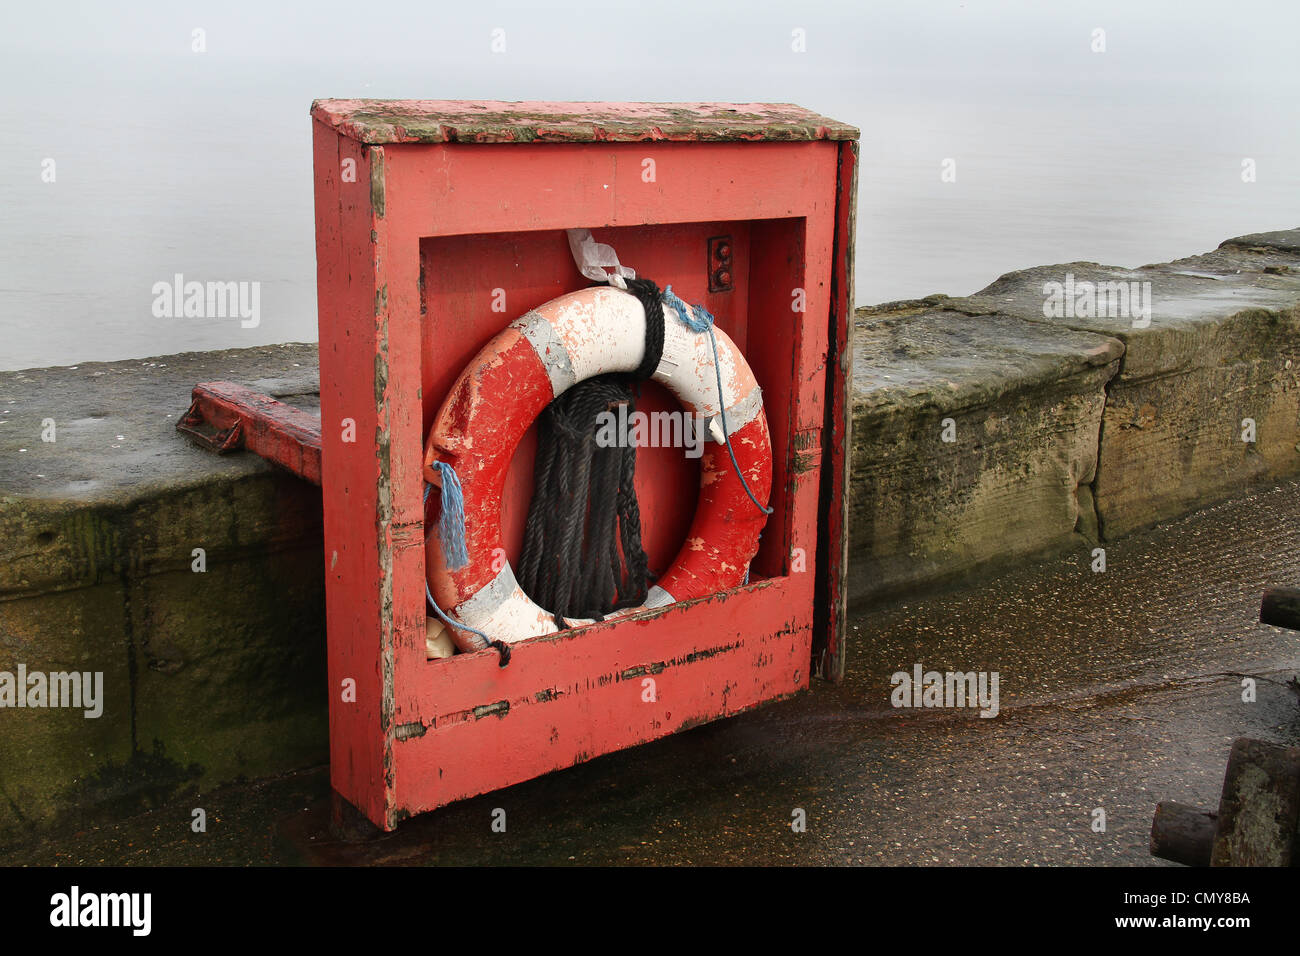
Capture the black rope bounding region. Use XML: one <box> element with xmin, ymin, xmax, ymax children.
<box><xmin>518</xmin><ymin>278</ymin><xmax>666</xmax><ymax>622</ymax></box>
<box><xmin>626</xmin><ymin>277</ymin><xmax>665</xmax><ymax>380</ymax></box>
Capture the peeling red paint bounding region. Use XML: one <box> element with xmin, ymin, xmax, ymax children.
<box><xmin>312</xmin><ymin>100</ymin><xmax>859</xmax><ymax>146</ymax></box>
<box><xmin>311</xmin><ymin>100</ymin><xmax>857</xmax><ymax>830</ymax></box>
<box><xmin>176</xmin><ymin>382</ymin><xmax>322</xmax><ymax>484</ymax></box>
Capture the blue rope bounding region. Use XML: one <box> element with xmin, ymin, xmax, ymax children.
<box><xmin>431</xmin><ymin>461</ymin><xmax>470</xmax><ymax>570</ymax></box>
<box><xmin>661</xmin><ymin>286</ymin><xmax>773</xmax><ymax>516</ymax></box>
<box><xmin>424</xmin><ymin>478</ymin><xmax>510</xmax><ymax>666</ymax></box>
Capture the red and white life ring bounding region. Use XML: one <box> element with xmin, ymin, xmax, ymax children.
<box><xmin>424</xmin><ymin>285</ymin><xmax>772</xmax><ymax>652</ymax></box>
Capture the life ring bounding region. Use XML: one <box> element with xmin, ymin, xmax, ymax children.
<box><xmin>424</xmin><ymin>285</ymin><xmax>772</xmax><ymax>652</ymax></box>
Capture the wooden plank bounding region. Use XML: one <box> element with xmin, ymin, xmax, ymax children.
<box><xmin>313</xmin><ymin>123</ymin><xmax>394</xmax><ymax>827</ymax></box>
<box><xmin>1150</xmin><ymin>801</ymin><xmax>1216</xmax><ymax>867</ymax></box>
<box><xmin>310</xmin><ymin>99</ymin><xmax>859</xmax><ymax>145</ymax></box>
<box><xmin>812</xmin><ymin>139</ymin><xmax>859</xmax><ymax>682</ymax></box>
<box><xmin>1261</xmin><ymin>587</ymin><xmax>1300</xmax><ymax>631</ymax></box>
<box><xmin>384</xmin><ymin>140</ymin><xmax>841</xmax><ymax>236</ymax></box>
<box><xmin>394</xmin><ymin>579</ymin><xmax>811</xmax><ymax>815</ymax></box>
<box><xmin>178</xmin><ymin>382</ymin><xmax>322</xmax><ymax>485</ymax></box>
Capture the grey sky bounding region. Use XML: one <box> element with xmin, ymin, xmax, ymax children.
<box><xmin>1</xmin><ymin>0</ymin><xmax>1297</xmax><ymax>368</ymax></box>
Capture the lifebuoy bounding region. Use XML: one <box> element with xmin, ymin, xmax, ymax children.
<box><xmin>424</xmin><ymin>285</ymin><xmax>772</xmax><ymax>652</ymax></box>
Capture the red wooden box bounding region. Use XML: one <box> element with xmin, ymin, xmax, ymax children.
<box><xmin>310</xmin><ymin>100</ymin><xmax>859</xmax><ymax>830</ymax></box>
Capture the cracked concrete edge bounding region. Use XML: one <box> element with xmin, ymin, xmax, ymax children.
<box><xmin>943</xmin><ymin>229</ymin><xmax>1300</xmax><ymax>381</ymax></box>
<box><xmin>847</xmin><ymin>350</ymin><xmax>1119</xmax><ymax>605</ymax></box>
<box><xmin>847</xmin><ymin>227</ymin><xmax>1300</xmax><ymax>604</ymax></box>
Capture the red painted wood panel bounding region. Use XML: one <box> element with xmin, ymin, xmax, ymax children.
<box><xmin>177</xmin><ymin>382</ymin><xmax>322</xmax><ymax>484</ymax></box>
<box><xmin>312</xmin><ymin>104</ymin><xmax>855</xmax><ymax>828</ymax></box>
<box><xmin>394</xmin><ymin>579</ymin><xmax>811</xmax><ymax>815</ymax></box>
<box><xmin>314</xmin><ymin>126</ymin><xmax>394</xmax><ymax>824</ymax></box>
<box><xmin>814</xmin><ymin>140</ymin><xmax>860</xmax><ymax>681</ymax></box>
<box><xmin>384</xmin><ymin>142</ymin><xmax>839</xmax><ymax>237</ymax></box>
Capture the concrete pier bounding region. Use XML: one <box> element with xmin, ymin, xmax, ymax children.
<box><xmin>1</xmin><ymin>228</ymin><xmax>1298</xmax><ymax>850</ymax></box>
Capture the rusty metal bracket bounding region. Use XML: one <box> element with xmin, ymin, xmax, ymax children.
<box><xmin>176</xmin><ymin>382</ymin><xmax>323</xmax><ymax>485</ymax></box>
<box><xmin>178</xmin><ymin>399</ymin><xmax>246</xmax><ymax>453</ymax></box>
<box><xmin>707</xmin><ymin>235</ymin><xmax>733</xmax><ymax>292</ymax></box>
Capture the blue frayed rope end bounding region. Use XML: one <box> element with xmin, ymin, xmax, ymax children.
<box><xmin>430</xmin><ymin>461</ymin><xmax>470</xmax><ymax>570</ymax></box>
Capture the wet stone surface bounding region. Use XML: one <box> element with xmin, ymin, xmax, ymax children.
<box><xmin>8</xmin><ymin>479</ymin><xmax>1299</xmax><ymax>866</ymax></box>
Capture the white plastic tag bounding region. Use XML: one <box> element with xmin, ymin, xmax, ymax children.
<box><xmin>567</xmin><ymin>229</ymin><xmax>636</xmax><ymax>290</ymax></box>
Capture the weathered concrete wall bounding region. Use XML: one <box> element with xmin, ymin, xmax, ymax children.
<box><xmin>949</xmin><ymin>234</ymin><xmax>1300</xmax><ymax>539</ymax></box>
<box><xmin>848</xmin><ymin>310</ymin><xmax>1122</xmax><ymax>602</ymax></box>
<box><xmin>0</xmin><ymin>347</ymin><xmax>326</xmax><ymax>847</ymax></box>
<box><xmin>1</xmin><ymin>229</ymin><xmax>1297</xmax><ymax>846</ymax></box>
<box><xmin>848</xmin><ymin>228</ymin><xmax>1300</xmax><ymax>602</ymax></box>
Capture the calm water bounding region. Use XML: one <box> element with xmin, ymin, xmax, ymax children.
<box><xmin>2</xmin><ymin>1</ymin><xmax>1297</xmax><ymax>370</ymax></box>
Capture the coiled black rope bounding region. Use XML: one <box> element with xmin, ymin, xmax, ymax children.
<box><xmin>518</xmin><ymin>279</ymin><xmax>666</xmax><ymax>624</ymax></box>
<box><xmin>627</xmin><ymin>277</ymin><xmax>666</xmax><ymax>380</ymax></box>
